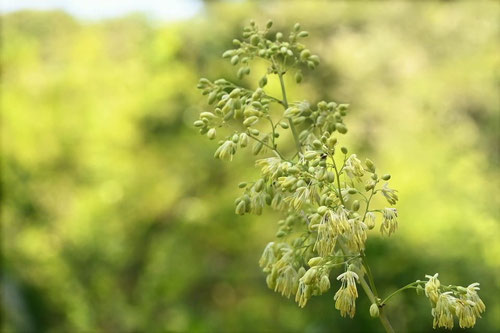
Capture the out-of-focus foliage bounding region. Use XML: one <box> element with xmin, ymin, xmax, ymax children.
<box><xmin>1</xmin><ymin>2</ymin><xmax>499</xmax><ymax>332</ymax></box>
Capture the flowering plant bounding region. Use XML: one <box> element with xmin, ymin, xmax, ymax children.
<box><xmin>194</xmin><ymin>20</ymin><xmax>485</xmax><ymax>332</ymax></box>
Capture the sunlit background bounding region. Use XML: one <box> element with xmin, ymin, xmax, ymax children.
<box><xmin>1</xmin><ymin>1</ymin><xmax>499</xmax><ymax>332</ymax></box>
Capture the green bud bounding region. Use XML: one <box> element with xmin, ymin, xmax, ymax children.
<box><xmin>347</xmin><ymin>188</ymin><xmax>357</xmax><ymax>195</ymax></box>
<box><xmin>365</xmin><ymin>183</ymin><xmax>374</xmax><ymax>191</ymax></box>
<box><xmin>207</xmin><ymin>128</ymin><xmax>216</xmax><ymax>140</ymax></box>
<box><xmin>279</xmin><ymin>121</ymin><xmax>289</xmax><ymax>129</ymax></box>
<box><xmin>341</xmin><ymin>147</ymin><xmax>348</xmax><ymax>154</ymax></box>
<box><xmin>298</xmin><ymin>31</ymin><xmax>309</xmax><ymax>38</ymax></box>
<box><xmin>276</xmin><ymin>230</ymin><xmax>286</xmax><ymax>238</ymax></box>
<box><xmin>208</xmin><ymin>91</ymin><xmax>218</xmax><ymax>105</ymax></box>
<box><xmin>238</xmin><ymin>182</ymin><xmax>247</xmax><ymax>188</ymax></box>
<box><xmin>229</xmin><ymin>88</ymin><xmax>241</xmax><ymax>98</ymax></box>
<box><xmin>336</xmin><ymin>123</ymin><xmax>348</xmax><ymax>134</ymax></box>
<box><xmin>239</xmin><ymin>133</ymin><xmax>248</xmax><ymax>147</ymax></box>
<box><xmin>326</xmin><ymin>136</ymin><xmax>337</xmax><ymax>149</ymax></box>
<box><xmin>295</xmin><ymin>71</ymin><xmax>303</xmax><ymax>83</ymax></box>
<box><xmin>222</xmin><ymin>50</ymin><xmax>234</xmax><ymax>58</ymax></box>
<box><xmin>352</xmin><ymin>200</ymin><xmax>360</xmax><ymax>211</ymax></box>
<box><xmin>276</xmin><ymin>32</ymin><xmax>283</xmax><ymax>40</ymax></box>
<box><xmin>252</xmin><ymin>141</ymin><xmax>263</xmax><ymax>155</ymax></box>
<box><xmin>254</xmin><ymin>179</ymin><xmax>264</xmax><ymax>192</ymax></box>
<box><xmin>200</xmin><ymin>112</ymin><xmax>216</xmax><ymax>120</ymax></box>
<box><xmin>266</xmin><ymin>20</ymin><xmax>273</xmax><ymax>29</ymax></box>
<box><xmin>382</xmin><ymin>174</ymin><xmax>391</xmax><ymax>181</ymax></box>
<box><xmin>250</xmin><ymin>34</ymin><xmax>259</xmax><ymax>46</ymax></box>
<box><xmin>300</xmin><ymin>49</ymin><xmax>311</xmax><ymax>61</ymax></box>
<box><xmin>231</xmin><ymin>133</ymin><xmax>239</xmax><ymax>143</ymax></box>
<box><xmin>193</xmin><ymin>120</ymin><xmax>205</xmax><ymax>128</ymax></box>
<box><xmin>231</xmin><ymin>55</ymin><xmax>239</xmax><ymax>65</ymax></box>
<box><xmin>307</xmin><ymin>257</ymin><xmax>322</xmax><ymax>267</ymax></box>
<box><xmin>309</xmin><ymin>55</ymin><xmax>320</xmax><ymax>65</ymax></box>
<box><xmin>338</xmin><ymin>104</ymin><xmax>349</xmax><ymax>111</ymax></box>
<box><xmin>304</xmin><ymin>151</ymin><xmax>317</xmax><ymax>160</ymax></box>
<box><xmin>243</xmin><ymin>116</ymin><xmax>259</xmax><ymax>127</ymax></box>
<box><xmin>370</xmin><ymin>304</ymin><xmax>380</xmax><ymax>318</ymax></box>
<box><xmin>293</xmin><ymin>23</ymin><xmax>301</xmax><ymax>32</ymax></box>
<box><xmin>250</xmin><ymin>128</ymin><xmax>260</xmax><ymax>136</ymax></box>
<box><xmin>326</xmin><ymin>171</ymin><xmax>335</xmax><ymax>183</ymax></box>
<box><xmin>312</xmin><ymin>140</ymin><xmax>322</xmax><ymax>149</ymax></box>
<box><xmin>365</xmin><ymin>159</ymin><xmax>376</xmax><ymax>172</ymax></box>
<box><xmin>259</xmin><ymin>75</ymin><xmax>268</xmax><ymax>87</ymax></box>
<box><xmin>237</xmin><ymin>67</ymin><xmax>245</xmax><ymax>79</ymax></box>
<box><xmin>292</xmin><ymin>116</ymin><xmax>306</xmax><ymax>125</ymax></box>
<box><xmin>235</xmin><ymin>200</ymin><xmax>246</xmax><ymax>215</ymax></box>
<box><xmin>232</xmin><ymin>39</ymin><xmax>241</xmax><ymax>46</ymax></box>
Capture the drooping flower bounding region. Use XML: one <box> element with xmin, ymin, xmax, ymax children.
<box><xmin>334</xmin><ymin>270</ymin><xmax>359</xmax><ymax>318</ymax></box>
<box><xmin>381</xmin><ymin>183</ymin><xmax>399</xmax><ymax>205</ymax></box>
<box><xmin>380</xmin><ymin>208</ymin><xmax>398</xmax><ymax>236</ymax></box>
<box><xmin>432</xmin><ymin>292</ymin><xmax>456</xmax><ymax>329</ymax></box>
<box><xmin>344</xmin><ymin>154</ymin><xmax>364</xmax><ymax>180</ymax></box>
<box><xmin>464</xmin><ymin>283</ymin><xmax>486</xmax><ymax>318</ymax></box>
<box><xmin>424</xmin><ymin>273</ymin><xmax>441</xmax><ymax>305</ymax></box>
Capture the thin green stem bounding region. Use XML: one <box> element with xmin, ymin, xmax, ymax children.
<box><xmin>330</xmin><ymin>156</ymin><xmax>345</xmax><ymax>206</ymax></box>
<box><xmin>381</xmin><ymin>281</ymin><xmax>422</xmax><ymax>305</ymax></box>
<box><xmin>277</xmin><ymin>69</ymin><xmax>302</xmax><ymax>154</ymax></box>
<box><xmin>337</xmin><ymin>240</ymin><xmax>394</xmax><ymax>333</ymax></box>
<box><xmin>246</xmin><ymin>133</ymin><xmax>286</xmax><ymax>160</ymax></box>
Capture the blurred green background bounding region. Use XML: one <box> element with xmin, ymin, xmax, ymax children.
<box><xmin>1</xmin><ymin>1</ymin><xmax>499</xmax><ymax>332</ymax></box>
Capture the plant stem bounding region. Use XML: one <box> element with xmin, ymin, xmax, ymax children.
<box><xmin>277</xmin><ymin>71</ymin><xmax>302</xmax><ymax>154</ymax></box>
<box><xmin>338</xmin><ymin>240</ymin><xmax>395</xmax><ymax>333</ymax></box>
<box><xmin>381</xmin><ymin>281</ymin><xmax>421</xmax><ymax>305</ymax></box>
<box><xmin>331</xmin><ymin>156</ymin><xmax>345</xmax><ymax>206</ymax></box>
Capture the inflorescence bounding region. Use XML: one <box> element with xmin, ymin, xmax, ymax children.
<box><xmin>194</xmin><ymin>20</ymin><xmax>484</xmax><ymax>331</ymax></box>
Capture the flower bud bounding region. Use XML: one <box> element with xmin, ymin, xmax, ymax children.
<box><xmin>382</xmin><ymin>174</ymin><xmax>391</xmax><ymax>181</ymax></box>
<box><xmin>365</xmin><ymin>159</ymin><xmax>375</xmax><ymax>172</ymax></box>
<box><xmin>222</xmin><ymin>50</ymin><xmax>234</xmax><ymax>58</ymax></box>
<box><xmin>336</xmin><ymin>123</ymin><xmax>348</xmax><ymax>134</ymax></box>
<box><xmin>207</xmin><ymin>128</ymin><xmax>216</xmax><ymax>140</ymax></box>
<box><xmin>319</xmin><ymin>275</ymin><xmax>330</xmax><ymax>293</ymax></box>
<box><xmin>341</xmin><ymin>147</ymin><xmax>348</xmax><ymax>154</ymax></box>
<box><xmin>294</xmin><ymin>23</ymin><xmax>301</xmax><ymax>32</ymax></box>
<box><xmin>307</xmin><ymin>257</ymin><xmax>322</xmax><ymax>267</ymax></box>
<box><xmin>348</xmin><ymin>188</ymin><xmax>357</xmax><ymax>195</ymax></box>
<box><xmin>352</xmin><ymin>200</ymin><xmax>360</xmax><ymax>211</ymax></box>
<box><xmin>266</xmin><ymin>20</ymin><xmax>273</xmax><ymax>29</ymax></box>
<box><xmin>326</xmin><ymin>171</ymin><xmax>335</xmax><ymax>183</ymax></box>
<box><xmin>235</xmin><ymin>200</ymin><xmax>246</xmax><ymax>215</ymax></box>
<box><xmin>304</xmin><ymin>151</ymin><xmax>317</xmax><ymax>160</ymax></box>
<box><xmin>238</xmin><ymin>182</ymin><xmax>247</xmax><ymax>188</ymax></box>
<box><xmin>194</xmin><ymin>120</ymin><xmax>205</xmax><ymax>128</ymax></box>
<box><xmin>230</xmin><ymin>55</ymin><xmax>239</xmax><ymax>65</ymax></box>
<box><xmin>298</xmin><ymin>31</ymin><xmax>309</xmax><ymax>37</ymax></box>
<box><xmin>295</xmin><ymin>71</ymin><xmax>303</xmax><ymax>83</ymax></box>
<box><xmin>370</xmin><ymin>304</ymin><xmax>380</xmax><ymax>318</ymax></box>
<box><xmin>300</xmin><ymin>49</ymin><xmax>311</xmax><ymax>61</ymax></box>
<box><xmin>254</xmin><ymin>179</ymin><xmax>264</xmax><ymax>192</ymax></box>
<box><xmin>243</xmin><ymin>116</ymin><xmax>259</xmax><ymax>127</ymax></box>
<box><xmin>239</xmin><ymin>133</ymin><xmax>248</xmax><ymax>147</ymax></box>
<box><xmin>326</xmin><ymin>136</ymin><xmax>337</xmax><ymax>149</ymax></box>
<box><xmin>276</xmin><ymin>230</ymin><xmax>286</xmax><ymax>238</ymax></box>
<box><xmin>279</xmin><ymin>121</ymin><xmax>289</xmax><ymax>129</ymax></box>
<box><xmin>250</xmin><ymin>34</ymin><xmax>259</xmax><ymax>46</ymax></box>
<box><xmin>259</xmin><ymin>75</ymin><xmax>268</xmax><ymax>87</ymax></box>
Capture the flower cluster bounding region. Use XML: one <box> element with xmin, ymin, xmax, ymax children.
<box><xmin>195</xmin><ymin>20</ymin><xmax>485</xmax><ymax>331</ymax></box>
<box><xmin>422</xmin><ymin>274</ymin><xmax>486</xmax><ymax>329</ymax></box>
